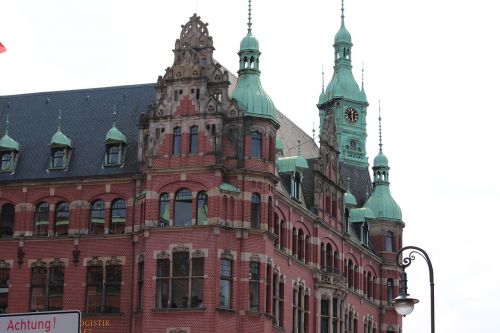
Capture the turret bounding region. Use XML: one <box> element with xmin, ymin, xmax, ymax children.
<box><xmin>231</xmin><ymin>0</ymin><xmax>278</xmax><ymax>123</ymax></box>
<box><xmin>364</xmin><ymin>104</ymin><xmax>404</xmax><ymax>260</ymax></box>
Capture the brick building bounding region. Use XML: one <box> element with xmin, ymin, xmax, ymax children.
<box><xmin>0</xmin><ymin>2</ymin><xmax>405</xmax><ymax>333</ymax></box>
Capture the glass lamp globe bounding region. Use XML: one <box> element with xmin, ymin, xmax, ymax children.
<box><xmin>394</xmin><ymin>294</ymin><xmax>419</xmax><ymax>317</ymax></box>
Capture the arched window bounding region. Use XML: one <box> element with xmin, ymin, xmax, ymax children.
<box><xmin>0</xmin><ymin>203</ymin><xmax>15</xmax><ymax>238</ymax></box>
<box><xmin>110</xmin><ymin>199</ymin><xmax>126</xmax><ymax>234</ymax></box>
<box><xmin>54</xmin><ymin>202</ymin><xmax>69</xmax><ymax>236</ymax></box>
<box><xmin>279</xmin><ymin>220</ymin><xmax>285</xmax><ymax>250</ymax></box>
<box><xmin>172</xmin><ymin>127</ymin><xmax>182</xmax><ymax>155</ymax></box>
<box><xmin>320</xmin><ymin>243</ymin><xmax>325</xmax><ymax>270</ymax></box>
<box><xmin>273</xmin><ymin>214</ymin><xmax>279</xmax><ymax>247</ymax></box>
<box><xmin>222</xmin><ymin>196</ymin><xmax>228</xmax><ymax>224</ymax></box>
<box><xmin>250</xmin><ymin>193</ymin><xmax>260</xmax><ymax>229</ymax></box>
<box><xmin>189</xmin><ymin>126</ymin><xmax>198</xmax><ymax>154</ymax></box>
<box><xmin>251</xmin><ymin>131</ymin><xmax>261</xmax><ymax>158</ymax></box>
<box><xmin>158</xmin><ymin>193</ymin><xmax>170</xmax><ymax>227</ymax></box>
<box><xmin>386</xmin><ymin>231</ymin><xmax>394</xmax><ymax>252</ymax></box>
<box><xmin>367</xmin><ymin>272</ymin><xmax>373</xmax><ymax>298</ymax></box>
<box><xmin>387</xmin><ymin>278</ymin><xmax>394</xmax><ymax>302</ymax></box>
<box><xmin>229</xmin><ymin>197</ymin><xmax>234</xmax><ymax>222</ymax></box>
<box><xmin>349</xmin><ymin>139</ymin><xmax>357</xmax><ymax>151</ymax></box>
<box><xmin>89</xmin><ymin>200</ymin><xmax>105</xmax><ymax>234</ymax></box>
<box><xmin>34</xmin><ymin>202</ymin><xmax>49</xmax><ymax>236</ymax></box>
<box><xmin>174</xmin><ymin>188</ymin><xmax>192</xmax><ymax>226</ymax></box>
<box><xmin>347</xmin><ymin>260</ymin><xmax>354</xmax><ymax>289</ymax></box>
<box><xmin>298</xmin><ymin>229</ymin><xmax>304</xmax><ymax>261</ymax></box>
<box><xmin>268</xmin><ymin>197</ymin><xmax>273</xmax><ymax>230</ymax></box>
<box><xmin>326</xmin><ymin>244</ymin><xmax>333</xmax><ymax>272</ymax></box>
<box><xmin>196</xmin><ymin>191</ymin><xmax>208</xmax><ymax>225</ymax></box>
<box><xmin>305</xmin><ymin>235</ymin><xmax>310</xmax><ymax>263</ymax></box>
<box><xmin>292</xmin><ymin>228</ymin><xmax>297</xmax><ymax>256</ymax></box>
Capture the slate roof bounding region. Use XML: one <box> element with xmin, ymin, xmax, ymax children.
<box><xmin>0</xmin><ymin>84</ymin><xmax>155</xmax><ymax>182</ymax></box>
<box><xmin>340</xmin><ymin>162</ymin><xmax>373</xmax><ymax>207</ymax></box>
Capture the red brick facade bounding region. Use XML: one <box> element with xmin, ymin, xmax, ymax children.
<box><xmin>0</xmin><ymin>13</ymin><xmax>404</xmax><ymax>333</ymax></box>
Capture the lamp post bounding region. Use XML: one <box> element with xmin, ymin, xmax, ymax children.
<box><xmin>393</xmin><ymin>245</ymin><xmax>435</xmax><ymax>333</ymax></box>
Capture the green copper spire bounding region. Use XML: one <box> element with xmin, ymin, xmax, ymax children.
<box><xmin>364</xmin><ymin>104</ymin><xmax>402</xmax><ymax>221</ymax></box>
<box><xmin>51</xmin><ymin>110</ymin><xmax>73</xmax><ymax>148</ymax></box>
<box><xmin>231</xmin><ymin>0</ymin><xmax>278</xmax><ymax>122</ymax></box>
<box><xmin>0</xmin><ymin>115</ymin><xmax>20</xmax><ymax>151</ymax></box>
<box><xmin>105</xmin><ymin>106</ymin><xmax>127</xmax><ymax>144</ymax></box>
<box><xmin>325</xmin><ymin>0</ymin><xmax>363</xmax><ymax>101</ymax></box>
<box><xmin>374</xmin><ymin>101</ymin><xmax>388</xmax><ymax>167</ymax></box>
<box><xmin>359</xmin><ymin>63</ymin><xmax>367</xmax><ymax>102</ymax></box>
<box><xmin>334</xmin><ymin>0</ymin><xmax>352</xmax><ymax>45</ymax></box>
<box><xmin>239</xmin><ymin>0</ymin><xmax>259</xmax><ymax>51</ymax></box>
<box><xmin>318</xmin><ymin>66</ymin><xmax>327</xmax><ymax>104</ymax></box>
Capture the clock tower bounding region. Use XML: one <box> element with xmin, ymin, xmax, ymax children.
<box><xmin>317</xmin><ymin>1</ymin><xmax>371</xmax><ymax>205</ymax></box>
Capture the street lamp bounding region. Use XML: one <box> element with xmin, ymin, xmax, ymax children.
<box><xmin>394</xmin><ymin>246</ymin><xmax>435</xmax><ymax>333</ymax></box>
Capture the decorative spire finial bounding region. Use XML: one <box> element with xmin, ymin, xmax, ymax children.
<box><xmin>362</xmin><ymin>62</ymin><xmax>365</xmax><ymax>89</ymax></box>
<box><xmin>58</xmin><ymin>110</ymin><xmax>62</xmax><ymax>131</ymax></box>
<box><xmin>341</xmin><ymin>0</ymin><xmax>345</xmax><ymax>22</ymax></box>
<box><xmin>321</xmin><ymin>65</ymin><xmax>325</xmax><ymax>92</ymax></box>
<box><xmin>347</xmin><ymin>177</ymin><xmax>351</xmax><ymax>191</ymax></box>
<box><xmin>378</xmin><ymin>100</ymin><xmax>383</xmax><ymax>152</ymax></box>
<box><xmin>247</xmin><ymin>0</ymin><xmax>252</xmax><ymax>33</ymax></box>
<box><xmin>5</xmin><ymin>114</ymin><xmax>9</xmax><ymax>135</ymax></box>
<box><xmin>312</xmin><ymin>123</ymin><xmax>316</xmax><ymax>141</ymax></box>
<box><xmin>112</xmin><ymin>106</ymin><xmax>117</xmax><ymax>127</ymax></box>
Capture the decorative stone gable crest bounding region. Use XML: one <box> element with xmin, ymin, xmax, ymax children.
<box><xmin>177</xmin><ymin>14</ymin><xmax>212</xmax><ymax>50</ymax></box>
<box><xmin>147</xmin><ymin>14</ymin><xmax>239</xmax><ymax>122</ymax></box>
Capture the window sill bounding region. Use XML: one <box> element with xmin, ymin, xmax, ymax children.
<box><xmin>272</xmin><ymin>325</ymin><xmax>286</xmax><ymax>332</ymax></box>
<box><xmin>103</xmin><ymin>163</ymin><xmax>124</xmax><ymax>168</ymax></box>
<box><xmin>152</xmin><ymin>307</ymin><xmax>206</xmax><ymax>313</ymax></box>
<box><xmin>215</xmin><ymin>307</ymin><xmax>236</xmax><ymax>313</ymax></box>
<box><xmin>245</xmin><ymin>310</ymin><xmax>263</xmax><ymax>317</ymax></box>
<box><xmin>48</xmin><ymin>167</ymin><xmax>67</xmax><ymax>171</ymax></box>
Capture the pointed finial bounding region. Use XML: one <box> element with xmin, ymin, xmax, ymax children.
<box><xmin>247</xmin><ymin>0</ymin><xmax>253</xmax><ymax>33</ymax></box>
<box><xmin>4</xmin><ymin>114</ymin><xmax>9</xmax><ymax>135</ymax></box>
<box><xmin>58</xmin><ymin>110</ymin><xmax>62</xmax><ymax>131</ymax></box>
<box><xmin>361</xmin><ymin>62</ymin><xmax>365</xmax><ymax>89</ymax></box>
<box><xmin>312</xmin><ymin>123</ymin><xmax>316</xmax><ymax>141</ymax></box>
<box><xmin>378</xmin><ymin>100</ymin><xmax>383</xmax><ymax>152</ymax></box>
<box><xmin>341</xmin><ymin>0</ymin><xmax>345</xmax><ymax>22</ymax></box>
<box><xmin>321</xmin><ymin>65</ymin><xmax>325</xmax><ymax>92</ymax></box>
<box><xmin>112</xmin><ymin>106</ymin><xmax>117</xmax><ymax>127</ymax></box>
<box><xmin>347</xmin><ymin>177</ymin><xmax>351</xmax><ymax>191</ymax></box>
<box><xmin>297</xmin><ymin>139</ymin><xmax>302</xmax><ymax>155</ymax></box>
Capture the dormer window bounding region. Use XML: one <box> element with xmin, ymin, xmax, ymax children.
<box><xmin>49</xmin><ymin>111</ymin><xmax>72</xmax><ymax>171</ymax></box>
<box><xmin>106</xmin><ymin>145</ymin><xmax>121</xmax><ymax>165</ymax></box>
<box><xmin>104</xmin><ymin>143</ymin><xmax>125</xmax><ymax>166</ymax></box>
<box><xmin>0</xmin><ymin>151</ymin><xmax>14</xmax><ymax>172</ymax></box>
<box><xmin>361</xmin><ymin>222</ymin><xmax>370</xmax><ymax>246</ymax></box>
<box><xmin>50</xmin><ymin>148</ymin><xmax>67</xmax><ymax>169</ymax></box>
<box><xmin>104</xmin><ymin>109</ymin><xmax>127</xmax><ymax>167</ymax></box>
<box><xmin>0</xmin><ymin>117</ymin><xmax>21</xmax><ymax>173</ymax></box>
<box><xmin>291</xmin><ymin>171</ymin><xmax>301</xmax><ymax>200</ymax></box>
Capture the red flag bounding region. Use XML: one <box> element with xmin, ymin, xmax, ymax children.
<box><xmin>0</xmin><ymin>42</ymin><xmax>6</xmax><ymax>53</ymax></box>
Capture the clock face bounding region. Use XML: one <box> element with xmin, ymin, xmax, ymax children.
<box><xmin>344</xmin><ymin>107</ymin><xmax>359</xmax><ymax>123</ymax></box>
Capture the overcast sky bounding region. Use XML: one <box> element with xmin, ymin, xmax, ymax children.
<box><xmin>1</xmin><ymin>0</ymin><xmax>499</xmax><ymax>331</ymax></box>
